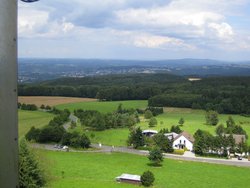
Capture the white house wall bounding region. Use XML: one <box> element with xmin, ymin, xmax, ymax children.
<box><xmin>173</xmin><ymin>135</ymin><xmax>193</xmax><ymax>151</ymax></box>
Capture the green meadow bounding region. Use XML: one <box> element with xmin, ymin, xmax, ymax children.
<box><xmin>18</xmin><ymin>100</ymin><xmax>250</xmax><ymax>146</ymax></box>
<box><xmin>56</xmin><ymin>100</ymin><xmax>147</xmax><ymax>113</ymax></box>
<box><xmin>18</xmin><ymin>110</ymin><xmax>55</xmax><ymax>138</ymax></box>
<box><xmin>140</xmin><ymin>107</ymin><xmax>250</xmax><ymax>145</ymax></box>
<box><xmin>38</xmin><ymin>150</ymin><xmax>250</xmax><ymax>188</ymax></box>
<box><xmin>59</xmin><ymin>101</ymin><xmax>250</xmax><ymax>146</ymax></box>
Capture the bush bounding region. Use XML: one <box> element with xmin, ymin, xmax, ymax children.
<box><xmin>205</xmin><ymin>111</ymin><xmax>219</xmax><ymax>126</ymax></box>
<box><xmin>141</xmin><ymin>171</ymin><xmax>155</xmax><ymax>187</ymax></box>
<box><xmin>25</xmin><ymin>126</ymin><xmax>41</xmax><ymax>142</ymax></box>
<box><xmin>173</xmin><ymin>149</ymin><xmax>185</xmax><ymax>155</ymax></box>
<box><xmin>144</xmin><ymin>110</ymin><xmax>153</xmax><ymax>119</ymax></box>
<box><xmin>170</xmin><ymin>125</ymin><xmax>182</xmax><ymax>134</ymax></box>
<box><xmin>148</xmin><ymin>147</ymin><xmax>163</xmax><ymax>166</ymax></box>
<box><xmin>61</xmin><ymin>132</ymin><xmax>91</xmax><ymax>148</ymax></box>
<box><xmin>20</xmin><ymin>103</ymin><xmax>38</xmax><ymax>111</ymax></box>
<box><xmin>148</xmin><ymin>117</ymin><xmax>157</xmax><ymax>127</ymax></box>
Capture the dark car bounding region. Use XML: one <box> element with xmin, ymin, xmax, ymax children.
<box><xmin>237</xmin><ymin>156</ymin><xmax>243</xmax><ymax>160</ymax></box>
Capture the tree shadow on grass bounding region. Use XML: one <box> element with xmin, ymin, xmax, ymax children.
<box><xmin>147</xmin><ymin>163</ymin><xmax>162</xmax><ymax>167</ymax></box>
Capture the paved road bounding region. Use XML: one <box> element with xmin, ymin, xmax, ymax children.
<box><xmin>31</xmin><ymin>143</ymin><xmax>250</xmax><ymax>168</ymax></box>
<box><xmin>63</xmin><ymin>114</ymin><xmax>78</xmax><ymax>130</ymax></box>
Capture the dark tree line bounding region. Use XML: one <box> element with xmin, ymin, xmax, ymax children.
<box><xmin>18</xmin><ymin>74</ymin><xmax>250</xmax><ymax>114</ymax></box>
<box><xmin>18</xmin><ymin>103</ymin><xmax>38</xmax><ymax>111</ymax></box>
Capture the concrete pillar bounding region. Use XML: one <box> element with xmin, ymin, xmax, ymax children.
<box><xmin>0</xmin><ymin>0</ymin><xmax>19</xmax><ymax>187</ymax></box>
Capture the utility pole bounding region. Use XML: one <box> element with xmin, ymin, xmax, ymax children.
<box><xmin>0</xmin><ymin>0</ymin><xmax>18</xmax><ymax>187</ymax></box>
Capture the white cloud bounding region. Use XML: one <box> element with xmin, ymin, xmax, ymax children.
<box><xmin>17</xmin><ymin>0</ymin><xmax>250</xmax><ymax>59</ymax></box>
<box><xmin>208</xmin><ymin>22</ymin><xmax>234</xmax><ymax>40</ymax></box>
<box><xmin>18</xmin><ymin>8</ymin><xmax>49</xmax><ymax>36</ymax></box>
<box><xmin>116</xmin><ymin>8</ymin><xmax>222</xmax><ymax>28</ymax></box>
<box><xmin>132</xmin><ymin>34</ymin><xmax>191</xmax><ymax>49</ymax></box>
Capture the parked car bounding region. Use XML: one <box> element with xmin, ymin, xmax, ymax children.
<box><xmin>62</xmin><ymin>145</ymin><xmax>69</xmax><ymax>150</ymax></box>
<box><xmin>237</xmin><ymin>156</ymin><xmax>242</xmax><ymax>160</ymax></box>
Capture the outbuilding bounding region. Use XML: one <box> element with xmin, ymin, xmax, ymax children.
<box><xmin>116</xmin><ymin>173</ymin><xmax>141</xmax><ymax>185</ymax></box>
<box><xmin>142</xmin><ymin>130</ymin><xmax>158</xmax><ymax>137</ymax></box>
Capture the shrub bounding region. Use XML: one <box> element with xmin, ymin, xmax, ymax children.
<box><xmin>205</xmin><ymin>111</ymin><xmax>219</xmax><ymax>126</ymax></box>
<box><xmin>148</xmin><ymin>117</ymin><xmax>157</xmax><ymax>127</ymax></box>
<box><xmin>173</xmin><ymin>149</ymin><xmax>185</xmax><ymax>155</ymax></box>
<box><xmin>19</xmin><ymin>139</ymin><xmax>46</xmax><ymax>188</ymax></box>
<box><xmin>148</xmin><ymin>147</ymin><xmax>163</xmax><ymax>166</ymax></box>
<box><xmin>144</xmin><ymin>110</ymin><xmax>153</xmax><ymax>119</ymax></box>
<box><xmin>25</xmin><ymin>126</ymin><xmax>41</xmax><ymax>142</ymax></box>
<box><xmin>61</xmin><ymin>132</ymin><xmax>91</xmax><ymax>148</ymax></box>
<box><xmin>141</xmin><ymin>171</ymin><xmax>155</xmax><ymax>187</ymax></box>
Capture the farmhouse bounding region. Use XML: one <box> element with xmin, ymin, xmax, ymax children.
<box><xmin>164</xmin><ymin>132</ymin><xmax>178</xmax><ymax>140</ymax></box>
<box><xmin>142</xmin><ymin>130</ymin><xmax>158</xmax><ymax>137</ymax></box>
<box><xmin>173</xmin><ymin>131</ymin><xmax>195</xmax><ymax>151</ymax></box>
<box><xmin>116</xmin><ymin>173</ymin><xmax>141</xmax><ymax>185</ymax></box>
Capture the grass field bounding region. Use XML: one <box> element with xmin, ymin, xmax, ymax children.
<box><xmin>57</xmin><ymin>100</ymin><xmax>250</xmax><ymax>146</ymax></box>
<box><xmin>85</xmin><ymin>129</ymin><xmax>130</xmax><ymax>146</ymax></box>
<box><xmin>139</xmin><ymin>107</ymin><xmax>250</xmax><ymax>145</ymax></box>
<box><xmin>38</xmin><ymin>150</ymin><xmax>250</xmax><ymax>188</ymax></box>
<box><xmin>18</xmin><ymin>99</ymin><xmax>250</xmax><ymax>146</ymax></box>
<box><xmin>56</xmin><ymin>100</ymin><xmax>148</xmax><ymax>113</ymax></box>
<box><xmin>18</xmin><ymin>96</ymin><xmax>96</xmax><ymax>107</ymax></box>
<box><xmin>18</xmin><ymin>110</ymin><xmax>55</xmax><ymax>138</ymax></box>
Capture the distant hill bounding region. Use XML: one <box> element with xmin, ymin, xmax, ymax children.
<box><xmin>41</xmin><ymin>73</ymin><xmax>185</xmax><ymax>86</ymax></box>
<box><xmin>18</xmin><ymin>58</ymin><xmax>250</xmax><ymax>83</ymax></box>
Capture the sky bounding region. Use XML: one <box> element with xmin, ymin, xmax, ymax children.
<box><xmin>18</xmin><ymin>0</ymin><xmax>250</xmax><ymax>61</ymax></box>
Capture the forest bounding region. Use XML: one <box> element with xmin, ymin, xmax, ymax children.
<box><xmin>18</xmin><ymin>74</ymin><xmax>250</xmax><ymax>114</ymax></box>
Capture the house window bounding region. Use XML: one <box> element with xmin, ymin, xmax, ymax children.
<box><xmin>180</xmin><ymin>140</ymin><xmax>181</xmax><ymax>144</ymax></box>
<box><xmin>184</xmin><ymin>140</ymin><xmax>186</xmax><ymax>144</ymax></box>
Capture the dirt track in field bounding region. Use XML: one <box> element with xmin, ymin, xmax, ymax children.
<box><xmin>18</xmin><ymin>96</ymin><xmax>96</xmax><ymax>106</ymax></box>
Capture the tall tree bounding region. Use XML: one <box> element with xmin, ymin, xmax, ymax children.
<box><xmin>178</xmin><ymin>117</ymin><xmax>185</xmax><ymax>126</ymax></box>
<box><xmin>148</xmin><ymin>117</ymin><xmax>157</xmax><ymax>127</ymax></box>
<box><xmin>153</xmin><ymin>133</ymin><xmax>173</xmax><ymax>153</ymax></box>
<box><xmin>127</xmin><ymin>127</ymin><xmax>145</xmax><ymax>148</ymax></box>
<box><xmin>205</xmin><ymin>111</ymin><xmax>219</xmax><ymax>126</ymax></box>
<box><xmin>148</xmin><ymin>147</ymin><xmax>163</xmax><ymax>166</ymax></box>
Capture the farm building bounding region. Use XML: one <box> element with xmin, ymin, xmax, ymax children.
<box><xmin>116</xmin><ymin>173</ymin><xmax>141</xmax><ymax>185</ymax></box>
<box><xmin>142</xmin><ymin>130</ymin><xmax>158</xmax><ymax>137</ymax></box>
<box><xmin>164</xmin><ymin>132</ymin><xmax>178</xmax><ymax>140</ymax></box>
<box><xmin>224</xmin><ymin>134</ymin><xmax>246</xmax><ymax>145</ymax></box>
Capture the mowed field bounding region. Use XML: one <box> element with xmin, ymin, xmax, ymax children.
<box><xmin>39</xmin><ymin>150</ymin><xmax>250</xmax><ymax>188</ymax></box>
<box><xmin>140</xmin><ymin>107</ymin><xmax>250</xmax><ymax>145</ymax></box>
<box><xmin>18</xmin><ymin>96</ymin><xmax>96</xmax><ymax>107</ymax></box>
<box><xmin>56</xmin><ymin>100</ymin><xmax>148</xmax><ymax>113</ymax></box>
<box><xmin>18</xmin><ymin>110</ymin><xmax>55</xmax><ymax>137</ymax></box>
